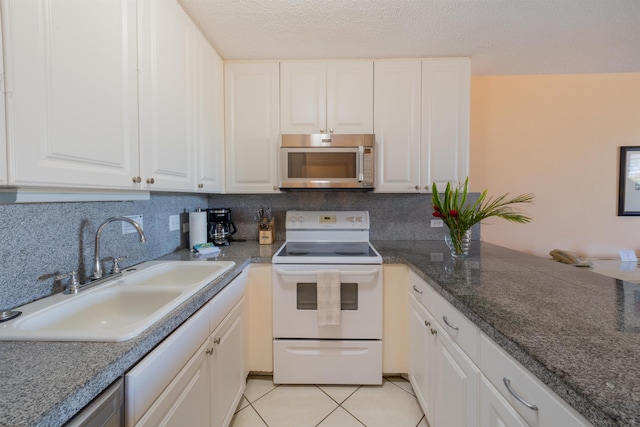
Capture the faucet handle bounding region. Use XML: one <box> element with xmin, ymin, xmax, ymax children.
<box><xmin>111</xmin><ymin>256</ymin><xmax>127</xmax><ymax>274</ymax></box>
<box><xmin>56</xmin><ymin>271</ymin><xmax>80</xmax><ymax>294</ymax></box>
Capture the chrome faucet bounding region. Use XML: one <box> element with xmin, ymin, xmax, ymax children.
<box><xmin>92</xmin><ymin>216</ymin><xmax>146</xmax><ymax>279</ymax></box>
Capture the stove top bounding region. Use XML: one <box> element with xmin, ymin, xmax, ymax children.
<box><xmin>272</xmin><ymin>211</ymin><xmax>382</xmax><ymax>264</ymax></box>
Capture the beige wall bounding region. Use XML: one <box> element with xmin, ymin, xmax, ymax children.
<box><xmin>470</xmin><ymin>73</ymin><xmax>640</xmax><ymax>258</ymax></box>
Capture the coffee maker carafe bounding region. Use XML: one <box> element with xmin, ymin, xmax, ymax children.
<box><xmin>207</xmin><ymin>208</ymin><xmax>237</xmax><ymax>246</ymax></box>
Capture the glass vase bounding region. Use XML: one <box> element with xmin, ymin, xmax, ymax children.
<box><xmin>445</xmin><ymin>228</ymin><xmax>472</xmax><ymax>258</ymax></box>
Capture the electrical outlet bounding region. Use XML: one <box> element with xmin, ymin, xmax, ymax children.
<box><xmin>169</xmin><ymin>215</ymin><xmax>180</xmax><ymax>231</ymax></box>
<box><xmin>182</xmin><ymin>222</ymin><xmax>189</xmax><ymax>233</ymax></box>
<box><xmin>430</xmin><ymin>219</ymin><xmax>444</xmax><ymax>228</ymax></box>
<box><xmin>122</xmin><ymin>214</ymin><xmax>143</xmax><ymax>234</ymax></box>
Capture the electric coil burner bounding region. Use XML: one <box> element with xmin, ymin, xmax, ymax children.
<box><xmin>271</xmin><ymin>211</ymin><xmax>383</xmax><ymax>385</ymax></box>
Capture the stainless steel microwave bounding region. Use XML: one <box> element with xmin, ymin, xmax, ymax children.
<box><xmin>279</xmin><ymin>134</ymin><xmax>375</xmax><ymax>190</ymax></box>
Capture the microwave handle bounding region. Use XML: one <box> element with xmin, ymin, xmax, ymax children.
<box><xmin>357</xmin><ymin>146</ymin><xmax>364</xmax><ymax>182</ymax></box>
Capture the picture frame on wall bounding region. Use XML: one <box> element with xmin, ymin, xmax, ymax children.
<box><xmin>618</xmin><ymin>146</ymin><xmax>640</xmax><ymax>216</ymax></box>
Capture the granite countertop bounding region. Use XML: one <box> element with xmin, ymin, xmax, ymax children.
<box><xmin>373</xmin><ymin>240</ymin><xmax>638</xmax><ymax>427</ymax></box>
<box><xmin>0</xmin><ymin>240</ymin><xmax>637</xmax><ymax>426</ymax></box>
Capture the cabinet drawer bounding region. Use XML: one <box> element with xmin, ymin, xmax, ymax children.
<box><xmin>480</xmin><ymin>335</ymin><xmax>592</xmax><ymax>427</ymax></box>
<box><xmin>431</xmin><ymin>290</ymin><xmax>479</xmax><ymax>363</ymax></box>
<box><xmin>408</xmin><ymin>269</ymin><xmax>433</xmax><ymax>308</ymax></box>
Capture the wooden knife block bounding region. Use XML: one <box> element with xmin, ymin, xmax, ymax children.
<box><xmin>259</xmin><ymin>219</ymin><xmax>275</xmax><ymax>245</ymax></box>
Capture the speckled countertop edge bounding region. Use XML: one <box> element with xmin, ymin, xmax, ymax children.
<box><xmin>0</xmin><ymin>240</ymin><xmax>629</xmax><ymax>426</ymax></box>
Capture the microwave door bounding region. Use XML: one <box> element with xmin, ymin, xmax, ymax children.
<box><xmin>281</xmin><ymin>148</ymin><xmax>362</xmax><ymax>188</ymax></box>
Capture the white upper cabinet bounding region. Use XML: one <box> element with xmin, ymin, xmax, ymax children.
<box><xmin>375</xmin><ymin>58</ymin><xmax>470</xmax><ymax>192</ymax></box>
<box><xmin>374</xmin><ymin>60</ymin><xmax>422</xmax><ymax>192</ymax></box>
<box><xmin>280</xmin><ymin>61</ymin><xmax>373</xmax><ymax>134</ymax></box>
<box><xmin>225</xmin><ymin>62</ymin><xmax>280</xmax><ymax>193</ymax></box>
<box><xmin>138</xmin><ymin>0</ymin><xmax>195</xmax><ymax>191</ymax></box>
<box><xmin>422</xmin><ymin>58</ymin><xmax>470</xmax><ymax>191</ymax></box>
<box><xmin>2</xmin><ymin>0</ymin><xmax>140</xmax><ymax>189</ymax></box>
<box><xmin>194</xmin><ymin>29</ymin><xmax>224</xmax><ymax>193</ymax></box>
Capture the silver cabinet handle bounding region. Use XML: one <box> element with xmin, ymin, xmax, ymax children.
<box><xmin>412</xmin><ymin>285</ymin><xmax>423</xmax><ymax>295</ymax></box>
<box><xmin>430</xmin><ymin>328</ymin><xmax>438</xmax><ymax>335</ymax></box>
<box><xmin>213</xmin><ymin>337</ymin><xmax>221</xmax><ymax>345</ymax></box>
<box><xmin>424</xmin><ymin>320</ymin><xmax>431</xmax><ymax>328</ymax></box>
<box><xmin>503</xmin><ymin>378</ymin><xmax>538</xmax><ymax>411</ymax></box>
<box><xmin>442</xmin><ymin>315</ymin><xmax>459</xmax><ymax>331</ymax></box>
<box><xmin>206</xmin><ymin>348</ymin><xmax>214</xmax><ymax>355</ymax></box>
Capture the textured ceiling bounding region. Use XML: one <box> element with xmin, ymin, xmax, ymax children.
<box><xmin>178</xmin><ymin>0</ymin><xmax>640</xmax><ymax>75</ymax></box>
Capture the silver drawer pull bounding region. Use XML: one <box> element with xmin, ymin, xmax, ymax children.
<box><xmin>412</xmin><ymin>285</ymin><xmax>423</xmax><ymax>294</ymax></box>
<box><xmin>442</xmin><ymin>315</ymin><xmax>459</xmax><ymax>331</ymax></box>
<box><xmin>503</xmin><ymin>378</ymin><xmax>538</xmax><ymax>411</ymax></box>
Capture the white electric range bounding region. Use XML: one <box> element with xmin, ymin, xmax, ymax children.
<box><xmin>271</xmin><ymin>211</ymin><xmax>383</xmax><ymax>385</ymax></box>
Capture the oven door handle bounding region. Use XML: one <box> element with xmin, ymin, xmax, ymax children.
<box><xmin>274</xmin><ymin>269</ymin><xmax>379</xmax><ymax>278</ymax></box>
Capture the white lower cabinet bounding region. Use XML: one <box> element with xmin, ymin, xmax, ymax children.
<box><xmin>125</xmin><ymin>269</ymin><xmax>247</xmax><ymax>427</ymax></box>
<box><xmin>480</xmin><ymin>376</ymin><xmax>528</xmax><ymax>427</ymax></box>
<box><xmin>407</xmin><ymin>268</ymin><xmax>594</xmax><ymax>427</ymax></box>
<box><xmin>210</xmin><ymin>300</ymin><xmax>245</xmax><ymax>427</ymax></box>
<box><xmin>480</xmin><ymin>335</ymin><xmax>592</xmax><ymax>427</ymax></box>
<box><xmin>409</xmin><ymin>293</ymin><xmax>479</xmax><ymax>427</ymax></box>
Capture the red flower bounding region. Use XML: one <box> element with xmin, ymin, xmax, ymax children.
<box><xmin>432</xmin><ymin>211</ymin><xmax>444</xmax><ymax>218</ymax></box>
<box><xmin>434</xmin><ymin>205</ymin><xmax>441</xmax><ymax>212</ymax></box>
<box><xmin>449</xmin><ymin>210</ymin><xmax>458</xmax><ymax>217</ymax></box>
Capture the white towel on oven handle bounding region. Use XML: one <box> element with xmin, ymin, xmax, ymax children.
<box><xmin>317</xmin><ymin>270</ymin><xmax>341</xmax><ymax>325</ymax></box>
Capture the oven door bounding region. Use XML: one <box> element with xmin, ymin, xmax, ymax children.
<box><xmin>272</xmin><ymin>264</ymin><xmax>382</xmax><ymax>339</ymax></box>
<box><xmin>279</xmin><ymin>147</ymin><xmax>374</xmax><ymax>189</ymax></box>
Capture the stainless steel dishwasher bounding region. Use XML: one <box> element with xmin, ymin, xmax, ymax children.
<box><xmin>65</xmin><ymin>378</ymin><xmax>123</xmax><ymax>427</ymax></box>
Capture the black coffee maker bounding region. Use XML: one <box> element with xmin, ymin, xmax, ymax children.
<box><xmin>207</xmin><ymin>208</ymin><xmax>237</xmax><ymax>246</ymax></box>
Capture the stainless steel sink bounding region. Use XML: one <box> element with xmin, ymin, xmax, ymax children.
<box><xmin>0</xmin><ymin>261</ymin><xmax>235</xmax><ymax>342</ymax></box>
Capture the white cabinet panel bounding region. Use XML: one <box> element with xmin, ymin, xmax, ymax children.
<box><xmin>210</xmin><ymin>300</ymin><xmax>245</xmax><ymax>427</ymax></box>
<box><xmin>374</xmin><ymin>58</ymin><xmax>469</xmax><ymax>193</ymax></box>
<box><xmin>374</xmin><ymin>60</ymin><xmax>421</xmax><ymax>192</ymax></box>
<box><xmin>280</xmin><ymin>62</ymin><xmax>326</xmax><ymax>134</ymax></box>
<box><xmin>280</xmin><ymin>61</ymin><xmax>373</xmax><ymax>135</ymax></box>
<box><xmin>135</xmin><ymin>340</ymin><xmax>210</xmax><ymax>427</ymax></box>
<box><xmin>480</xmin><ymin>376</ymin><xmax>529</xmax><ymax>427</ymax></box>
<box><xmin>409</xmin><ymin>272</ymin><xmax>479</xmax><ymax>427</ymax></box>
<box><xmin>2</xmin><ymin>0</ymin><xmax>139</xmax><ymax>189</ymax></box>
<box><xmin>194</xmin><ymin>30</ymin><xmax>224</xmax><ymax>193</ymax></box>
<box><xmin>224</xmin><ymin>62</ymin><xmax>280</xmax><ymax>193</ymax></box>
<box><xmin>138</xmin><ymin>0</ymin><xmax>195</xmax><ymax>191</ymax></box>
<box><xmin>327</xmin><ymin>61</ymin><xmax>374</xmax><ymax>134</ymax></box>
<box><xmin>422</xmin><ymin>58</ymin><xmax>470</xmax><ymax>190</ymax></box>
<box><xmin>480</xmin><ymin>335</ymin><xmax>592</xmax><ymax>427</ymax></box>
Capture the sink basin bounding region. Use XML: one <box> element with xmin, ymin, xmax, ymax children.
<box><xmin>0</xmin><ymin>260</ymin><xmax>235</xmax><ymax>342</ymax></box>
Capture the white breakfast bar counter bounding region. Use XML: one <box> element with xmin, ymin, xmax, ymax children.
<box><xmin>0</xmin><ymin>241</ymin><xmax>637</xmax><ymax>426</ymax></box>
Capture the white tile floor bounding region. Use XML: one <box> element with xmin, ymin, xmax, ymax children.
<box><xmin>230</xmin><ymin>376</ymin><xmax>428</xmax><ymax>427</ymax></box>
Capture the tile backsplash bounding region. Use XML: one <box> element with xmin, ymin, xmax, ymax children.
<box><xmin>0</xmin><ymin>191</ymin><xmax>479</xmax><ymax>308</ymax></box>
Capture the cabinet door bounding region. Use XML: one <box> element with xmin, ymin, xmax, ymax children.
<box><xmin>409</xmin><ymin>294</ymin><xmax>436</xmax><ymax>427</ymax></box>
<box><xmin>433</xmin><ymin>321</ymin><xmax>480</xmax><ymax>427</ymax></box>
<box><xmin>480</xmin><ymin>376</ymin><xmax>528</xmax><ymax>427</ymax></box>
<box><xmin>374</xmin><ymin>60</ymin><xmax>421</xmax><ymax>192</ymax></box>
<box><xmin>327</xmin><ymin>61</ymin><xmax>374</xmax><ymax>134</ymax></box>
<box><xmin>135</xmin><ymin>341</ymin><xmax>210</xmax><ymax>427</ymax></box>
<box><xmin>210</xmin><ymin>299</ymin><xmax>245</xmax><ymax>427</ymax></box>
<box><xmin>421</xmin><ymin>58</ymin><xmax>470</xmax><ymax>190</ymax></box>
<box><xmin>2</xmin><ymin>0</ymin><xmax>139</xmax><ymax>189</ymax></box>
<box><xmin>280</xmin><ymin>62</ymin><xmax>326</xmax><ymax>134</ymax></box>
<box><xmin>194</xmin><ymin>29</ymin><xmax>224</xmax><ymax>193</ymax></box>
<box><xmin>225</xmin><ymin>62</ymin><xmax>280</xmax><ymax>193</ymax></box>
<box><xmin>138</xmin><ymin>0</ymin><xmax>195</xmax><ymax>191</ymax></box>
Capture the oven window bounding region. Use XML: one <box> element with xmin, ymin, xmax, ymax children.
<box><xmin>288</xmin><ymin>152</ymin><xmax>357</xmax><ymax>179</ymax></box>
<box><xmin>296</xmin><ymin>282</ymin><xmax>358</xmax><ymax>310</ymax></box>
